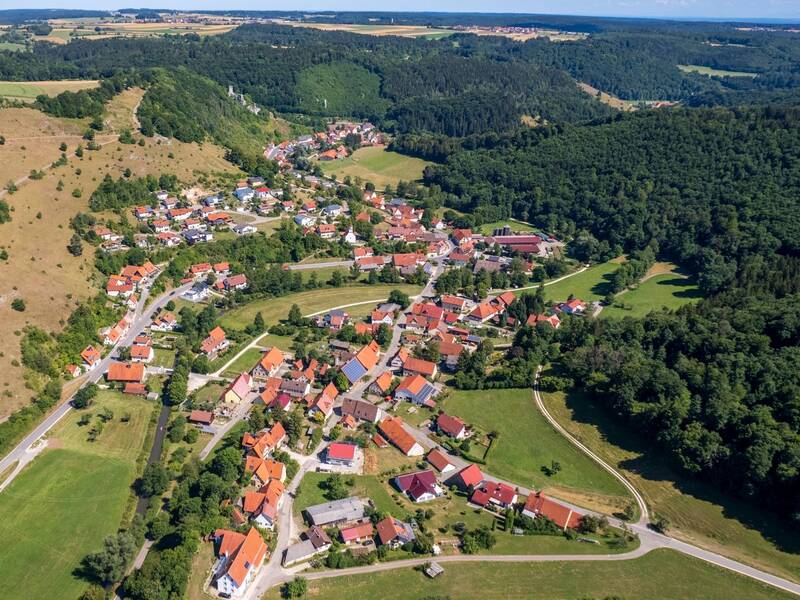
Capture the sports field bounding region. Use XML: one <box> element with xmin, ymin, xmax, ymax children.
<box><xmin>0</xmin><ymin>79</ymin><xmax>99</xmax><ymax>101</ymax></box>
<box><xmin>0</xmin><ymin>391</ymin><xmax>155</xmax><ymax>600</ymax></box>
<box><xmin>319</xmin><ymin>146</ymin><xmax>431</xmax><ymax>189</ymax></box>
<box><xmin>264</xmin><ymin>549</ymin><xmax>794</xmax><ymax>600</ymax></box>
<box><xmin>443</xmin><ymin>388</ymin><xmax>631</xmax><ymax>515</ymax></box>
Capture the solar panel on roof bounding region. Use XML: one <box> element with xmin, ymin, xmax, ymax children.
<box><xmin>342</xmin><ymin>358</ymin><xmax>367</xmax><ymax>383</ymax></box>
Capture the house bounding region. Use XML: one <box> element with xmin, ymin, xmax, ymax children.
<box><xmin>316</xmin><ymin>223</ymin><xmax>337</xmax><ymax>238</ymax></box>
<box><xmin>294</xmin><ymin>214</ymin><xmax>315</xmax><ymax>228</ymax></box>
<box><xmin>439</xmin><ymin>294</ymin><xmax>468</xmax><ymax>313</ymax></box>
<box><xmin>233</xmin><ymin>223</ymin><xmax>258</xmax><ymax>236</ymax></box>
<box><xmin>436</xmin><ymin>413</ymin><xmax>467</xmax><ymax>439</ymax></box>
<box><xmin>452</xmin><ymin>228</ymin><xmax>473</xmax><ymax>244</ymax></box>
<box><xmin>189</xmin><ymin>410</ymin><xmax>215</xmax><ymax>426</ymax></box>
<box><xmin>438</xmin><ymin>341</ymin><xmax>465</xmax><ymax>370</ymax></box>
<box><xmin>245</xmin><ymin>456</ymin><xmax>287</xmax><ymax>485</ymax></box>
<box><xmin>426</xmin><ymin>449</ymin><xmax>456</xmax><ymax>473</ymax></box>
<box><xmin>402</xmin><ymin>357</ymin><xmax>438</xmax><ymax>379</ymax></box>
<box><xmin>369</xmin><ymin>371</ymin><xmax>393</xmax><ymax>396</ymax></box>
<box><xmin>340</xmin><ymin>397</ymin><xmax>382</xmax><ymax>424</ymax></box>
<box><xmin>556</xmin><ymin>299</ymin><xmax>587</xmax><ymax>315</ymax></box>
<box><xmin>65</xmin><ymin>364</ymin><xmax>82</xmax><ymax>379</ymax></box>
<box><xmin>322</xmin><ymin>204</ymin><xmax>343</xmax><ymax>218</ymax></box>
<box><xmin>214</xmin><ymin>262</ymin><xmax>230</xmax><ymax>276</ymax></box>
<box><xmin>305</xmin><ymin>497</ymin><xmax>366</xmax><ymax>526</ymax></box>
<box><xmin>390</xmin><ymin>348</ymin><xmax>410</xmax><ymax>370</ymax></box>
<box><xmin>182</xmin><ymin>283</ymin><xmax>210</xmax><ymax>303</ymax></box>
<box><xmin>325</xmin><ymin>442</ymin><xmax>358</xmax><ymax>467</ymax></box>
<box><xmin>81</xmin><ymin>345</ymin><xmax>102</xmax><ymax>370</ymax></box>
<box><xmin>393</xmin><ymin>469</ymin><xmax>443</xmax><ymax>502</ymax></box>
<box><xmin>168</xmin><ymin>207</ymin><xmax>193</xmax><ymax>221</ymax></box>
<box><xmin>201</xmin><ymin>327</ymin><xmax>229</xmax><ymax>359</ymax></box>
<box><xmin>234</xmin><ymin>186</ymin><xmax>255</xmax><ymax>202</ymax></box>
<box><xmin>222</xmin><ymin>373</ymin><xmax>253</xmax><ymax>406</ymax></box>
<box><xmin>152</xmin><ymin>219</ymin><xmax>171</xmax><ymax>233</ymax></box>
<box><xmin>261</xmin><ymin>390</ymin><xmax>291</xmax><ymax>411</ymax></box>
<box><xmin>375</xmin><ymin>517</ymin><xmax>415</xmax><ymax>548</ymax></box>
<box><xmin>151</xmin><ymin>311</ymin><xmax>177</xmax><ymax>332</ymax></box>
<box><xmin>308</xmin><ymin>383</ymin><xmax>337</xmax><ymax>421</ymax></box>
<box><xmin>221</xmin><ymin>273</ymin><xmax>248</xmax><ymax>292</ymax></box>
<box><xmin>252</xmin><ymin>347</ymin><xmax>285</xmax><ymax>379</ymax></box>
<box><xmin>356</xmin><ymin>256</ymin><xmax>386</xmax><ymax>271</ymax></box>
<box><xmin>526</xmin><ymin>313</ymin><xmax>561</xmax><ymax>328</ymax></box>
<box><xmin>370</xmin><ymin>310</ymin><xmax>393</xmax><ymax>326</ymax></box>
<box><xmin>301</xmin><ymin>199</ymin><xmax>317</xmax><ymax>212</ymax></box>
<box><xmin>156</xmin><ymin>231</ymin><xmax>182</xmax><ymax>247</ymax></box>
<box><xmin>452</xmin><ymin>464</ymin><xmax>483</xmax><ymax>491</ymax></box>
<box><xmin>467</xmin><ymin>302</ymin><xmax>500</xmax><ymax>324</ymax></box>
<box><xmin>522</xmin><ymin>492</ymin><xmax>582</xmax><ymax>531</ymax></box>
<box><xmin>280</xmin><ymin>379</ymin><xmax>311</xmax><ymax>398</ymax></box>
<box><xmin>340</xmin><ymin>521</ymin><xmax>374</xmax><ymax>545</ymax></box>
<box><xmin>106</xmin><ymin>362</ymin><xmax>145</xmax><ymax>384</ymax></box>
<box><xmin>123</xmin><ymin>383</ymin><xmax>147</xmax><ymax>396</ymax></box>
<box><xmin>130</xmin><ymin>344</ymin><xmax>154</xmax><ymax>363</ymax></box>
<box><xmin>378</xmin><ymin>417</ymin><xmax>424</xmax><ymax>456</ymax></box>
<box><xmin>470</xmin><ymin>481</ymin><xmax>518</xmax><ymax>509</ymax></box>
<box><xmin>341</xmin><ymin>341</ymin><xmax>380</xmax><ymax>384</ymax></box>
<box><xmin>283</xmin><ymin>526</ymin><xmax>332</xmax><ymax>566</ymax></box>
<box><xmin>243</xmin><ymin>422</ymin><xmax>287</xmax><ymax>458</ymax></box>
<box><xmin>212</xmin><ymin>528</ymin><xmax>267</xmax><ymax>598</ymax></box>
<box><xmin>394</xmin><ymin>374</ymin><xmax>438</xmax><ymax>406</ymax></box>
<box><xmin>353</xmin><ymin>246</ymin><xmax>374</xmax><ymax>259</ymax></box>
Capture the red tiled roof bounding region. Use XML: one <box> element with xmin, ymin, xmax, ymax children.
<box><xmin>327</xmin><ymin>442</ymin><xmax>357</xmax><ymax>461</ymax></box>
<box><xmin>437</xmin><ymin>413</ymin><xmax>465</xmax><ymax>437</ymax></box>
<box><xmin>426</xmin><ymin>449</ymin><xmax>454</xmax><ymax>472</ymax></box>
<box><xmin>456</xmin><ymin>464</ymin><xmax>483</xmax><ymax>488</ymax></box>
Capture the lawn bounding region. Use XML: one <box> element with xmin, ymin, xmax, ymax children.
<box><xmin>294</xmin><ymin>472</ymin><xmax>397</xmax><ymax>521</ymax></box>
<box><xmin>265</xmin><ymin>549</ymin><xmax>794</xmax><ymax>600</ymax></box>
<box><xmin>220</xmin><ymin>347</ymin><xmax>263</xmax><ymax>378</ymax></box>
<box><xmin>0</xmin><ymin>391</ymin><xmax>155</xmax><ymax>600</ymax></box>
<box><xmin>678</xmin><ymin>64</ymin><xmax>758</xmax><ymax>78</ymax></box>
<box><xmin>601</xmin><ymin>273</ymin><xmax>703</xmax><ymax>319</ymax></box>
<box><xmin>530</xmin><ymin>259</ymin><xmax>622</xmax><ymax>303</ymax></box>
<box><xmin>319</xmin><ymin>146</ymin><xmax>431</xmax><ymax>189</ymax></box>
<box><xmin>541</xmin><ymin>384</ymin><xmax>800</xmax><ymax>583</ymax></box>
<box><xmin>442</xmin><ymin>389</ymin><xmax>631</xmax><ymax>515</ymax></box>
<box><xmin>152</xmin><ymin>347</ymin><xmax>176</xmax><ymax>368</ymax></box>
<box><xmin>218</xmin><ymin>284</ymin><xmax>421</xmax><ymax>330</ymax></box>
<box><xmin>477</xmin><ymin>219</ymin><xmax>539</xmax><ymax>235</ymax></box>
<box><xmin>0</xmin><ymin>79</ymin><xmax>99</xmax><ymax>100</ymax></box>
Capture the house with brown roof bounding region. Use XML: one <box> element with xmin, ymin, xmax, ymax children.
<box><xmin>106</xmin><ymin>361</ymin><xmax>145</xmax><ymax>384</ymax></box>
<box><xmin>340</xmin><ymin>397</ymin><xmax>382</xmax><ymax>424</ymax></box>
<box><xmin>439</xmin><ymin>294</ymin><xmax>468</xmax><ymax>313</ymax></box>
<box><xmin>402</xmin><ymin>357</ymin><xmax>438</xmax><ymax>379</ymax></box>
<box><xmin>393</xmin><ymin>469</ymin><xmax>443</xmax><ymax>502</ymax></box>
<box><xmin>526</xmin><ymin>313</ymin><xmax>561</xmax><ymax>329</ymax></box>
<box><xmin>130</xmin><ymin>344</ymin><xmax>154</xmax><ymax>363</ymax></box>
<box><xmin>522</xmin><ymin>492</ymin><xmax>582</xmax><ymax>531</ymax></box>
<box><xmin>339</xmin><ymin>521</ymin><xmax>374</xmax><ymax>545</ymax></box>
<box><xmin>201</xmin><ymin>326</ymin><xmax>229</xmax><ymax>359</ymax></box>
<box><xmin>212</xmin><ymin>528</ymin><xmax>268</xmax><ymax>597</ymax></box>
<box><xmin>378</xmin><ymin>417</ymin><xmax>424</xmax><ymax>456</ymax></box>
<box><xmin>189</xmin><ymin>410</ymin><xmax>215</xmax><ymax>426</ymax></box>
<box><xmin>375</xmin><ymin>516</ymin><xmax>415</xmax><ymax>548</ymax></box>
<box><xmin>426</xmin><ymin>449</ymin><xmax>456</xmax><ymax>473</ymax></box>
<box><xmin>436</xmin><ymin>413</ymin><xmax>467</xmax><ymax>439</ymax></box>
<box><xmin>470</xmin><ymin>481</ymin><xmax>518</xmax><ymax>509</ymax></box>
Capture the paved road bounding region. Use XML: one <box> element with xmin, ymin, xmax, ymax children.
<box><xmin>0</xmin><ymin>280</ymin><xmax>193</xmax><ymax>478</ymax></box>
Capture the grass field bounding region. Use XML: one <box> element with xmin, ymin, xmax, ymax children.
<box><xmin>514</xmin><ymin>259</ymin><xmax>622</xmax><ymax>304</ymax></box>
<box><xmin>0</xmin><ymin>391</ymin><xmax>154</xmax><ymax>600</ymax></box>
<box><xmin>443</xmin><ymin>389</ymin><xmax>631</xmax><ymax>514</ymax></box>
<box><xmin>220</xmin><ymin>347</ymin><xmax>263</xmax><ymax>378</ymax></box>
<box><xmin>477</xmin><ymin>219</ymin><xmax>539</xmax><ymax>235</ymax></box>
<box><xmin>578</xmin><ymin>81</ymin><xmax>638</xmax><ymax>111</ymax></box>
<box><xmin>602</xmin><ymin>273</ymin><xmax>702</xmax><ymax>318</ymax></box>
<box><xmin>541</xmin><ymin>385</ymin><xmax>800</xmax><ymax>583</ymax></box>
<box><xmin>264</xmin><ymin>549</ymin><xmax>794</xmax><ymax>600</ymax></box>
<box><xmin>274</xmin><ymin>20</ymin><xmax>456</xmax><ymax>39</ymax></box>
<box><xmin>294</xmin><ymin>472</ymin><xmax>397</xmax><ymax>520</ymax></box>
<box><xmin>0</xmin><ymin>79</ymin><xmax>99</xmax><ymax>101</ymax></box>
<box><xmin>319</xmin><ymin>145</ymin><xmax>431</xmax><ymax>189</ymax></box>
<box><xmin>218</xmin><ymin>284</ymin><xmax>421</xmax><ymax>330</ymax></box>
<box><xmin>0</xmin><ymin>103</ymin><xmax>240</xmax><ymax>416</ymax></box>
<box><xmin>678</xmin><ymin>64</ymin><xmax>758</xmax><ymax>78</ymax></box>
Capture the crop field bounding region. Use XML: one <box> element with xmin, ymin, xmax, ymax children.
<box><xmin>678</xmin><ymin>64</ymin><xmax>758</xmax><ymax>78</ymax></box>
<box><xmin>218</xmin><ymin>283</ymin><xmax>421</xmax><ymax>330</ymax></box>
<box><xmin>264</xmin><ymin>549</ymin><xmax>793</xmax><ymax>600</ymax></box>
<box><xmin>319</xmin><ymin>146</ymin><xmax>431</xmax><ymax>188</ymax></box>
<box><xmin>47</xmin><ymin>22</ymin><xmax>235</xmax><ymax>42</ymax></box>
<box><xmin>273</xmin><ymin>20</ymin><xmax>456</xmax><ymax>39</ymax></box>
<box><xmin>602</xmin><ymin>273</ymin><xmax>702</xmax><ymax>318</ymax></box>
<box><xmin>541</xmin><ymin>386</ymin><xmax>800</xmax><ymax>584</ymax></box>
<box><xmin>443</xmin><ymin>388</ymin><xmax>631</xmax><ymax>515</ymax></box>
<box><xmin>0</xmin><ymin>79</ymin><xmax>99</xmax><ymax>102</ymax></box>
<box><xmin>0</xmin><ymin>391</ymin><xmax>154</xmax><ymax>600</ymax></box>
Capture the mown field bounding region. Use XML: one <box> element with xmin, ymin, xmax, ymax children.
<box><xmin>218</xmin><ymin>283</ymin><xmax>421</xmax><ymax>330</ymax></box>
<box><xmin>0</xmin><ymin>391</ymin><xmax>155</xmax><ymax>600</ymax></box>
<box><xmin>477</xmin><ymin>218</ymin><xmax>539</xmax><ymax>235</ymax></box>
<box><xmin>678</xmin><ymin>64</ymin><xmax>758</xmax><ymax>78</ymax></box>
<box><xmin>513</xmin><ymin>259</ymin><xmax>621</xmax><ymax>303</ymax></box>
<box><xmin>274</xmin><ymin>20</ymin><xmax>456</xmax><ymax>39</ymax></box>
<box><xmin>601</xmin><ymin>273</ymin><xmax>702</xmax><ymax>318</ymax></box>
<box><xmin>319</xmin><ymin>146</ymin><xmax>431</xmax><ymax>189</ymax></box>
<box><xmin>443</xmin><ymin>388</ymin><xmax>631</xmax><ymax>515</ymax></box>
<box><xmin>0</xmin><ymin>79</ymin><xmax>98</xmax><ymax>101</ymax></box>
<box><xmin>540</xmin><ymin>386</ymin><xmax>800</xmax><ymax>584</ymax></box>
<box><xmin>264</xmin><ymin>549</ymin><xmax>794</xmax><ymax>600</ymax></box>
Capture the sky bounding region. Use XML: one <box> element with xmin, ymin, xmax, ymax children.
<box><xmin>14</xmin><ymin>1</ymin><xmax>800</xmax><ymax>20</ymax></box>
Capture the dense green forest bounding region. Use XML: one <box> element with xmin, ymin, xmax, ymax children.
<box><xmin>427</xmin><ymin>106</ymin><xmax>800</xmax><ymax>295</ymax></box>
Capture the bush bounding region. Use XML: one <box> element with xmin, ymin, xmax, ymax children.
<box><xmin>11</xmin><ymin>298</ymin><xmax>25</xmax><ymax>312</ymax></box>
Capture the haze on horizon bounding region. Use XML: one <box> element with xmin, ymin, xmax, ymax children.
<box><xmin>6</xmin><ymin>1</ymin><xmax>800</xmax><ymax>22</ymax></box>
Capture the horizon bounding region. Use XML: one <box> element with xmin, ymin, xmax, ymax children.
<box><xmin>3</xmin><ymin>4</ymin><xmax>800</xmax><ymax>22</ymax></box>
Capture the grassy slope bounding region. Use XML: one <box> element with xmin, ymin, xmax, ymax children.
<box><xmin>218</xmin><ymin>284</ymin><xmax>421</xmax><ymax>330</ymax></box>
<box><xmin>541</xmin><ymin>387</ymin><xmax>800</xmax><ymax>583</ymax></box>
<box><xmin>601</xmin><ymin>273</ymin><xmax>702</xmax><ymax>318</ymax></box>
<box><xmin>319</xmin><ymin>146</ymin><xmax>430</xmax><ymax>188</ymax></box>
<box><xmin>0</xmin><ymin>99</ymin><xmax>239</xmax><ymax>416</ymax></box>
<box><xmin>265</xmin><ymin>549</ymin><xmax>793</xmax><ymax>600</ymax></box>
<box><xmin>443</xmin><ymin>389</ymin><xmax>630</xmax><ymax>514</ymax></box>
<box><xmin>0</xmin><ymin>80</ymin><xmax>99</xmax><ymax>101</ymax></box>
<box><xmin>0</xmin><ymin>391</ymin><xmax>154</xmax><ymax>600</ymax></box>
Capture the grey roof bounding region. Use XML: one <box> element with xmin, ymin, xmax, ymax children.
<box><xmin>305</xmin><ymin>497</ymin><xmax>365</xmax><ymax>525</ymax></box>
<box><xmin>283</xmin><ymin>539</ymin><xmax>318</xmax><ymax>566</ymax></box>
<box><xmin>377</xmin><ymin>303</ymin><xmax>401</xmax><ymax>313</ymax></box>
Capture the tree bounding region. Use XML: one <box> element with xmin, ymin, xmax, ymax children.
<box><xmin>11</xmin><ymin>298</ymin><xmax>25</xmax><ymax>312</ymax></box>
<box><xmin>253</xmin><ymin>311</ymin><xmax>266</xmax><ymax>332</ymax></box>
<box><xmin>138</xmin><ymin>463</ymin><xmax>169</xmax><ymax>497</ymax></box>
<box><xmin>67</xmin><ymin>233</ymin><xmax>84</xmax><ymax>256</ymax></box>
<box><xmin>82</xmin><ymin>531</ymin><xmax>137</xmax><ymax>584</ymax></box>
<box><xmin>288</xmin><ymin>304</ymin><xmax>303</xmax><ymax>325</ymax></box>
<box><xmin>283</xmin><ymin>576</ymin><xmax>308</xmax><ymax>598</ymax></box>
<box><xmin>388</xmin><ymin>289</ymin><xmax>410</xmax><ymax>309</ymax></box>
<box><xmin>73</xmin><ymin>383</ymin><xmax>98</xmax><ymax>409</ymax></box>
